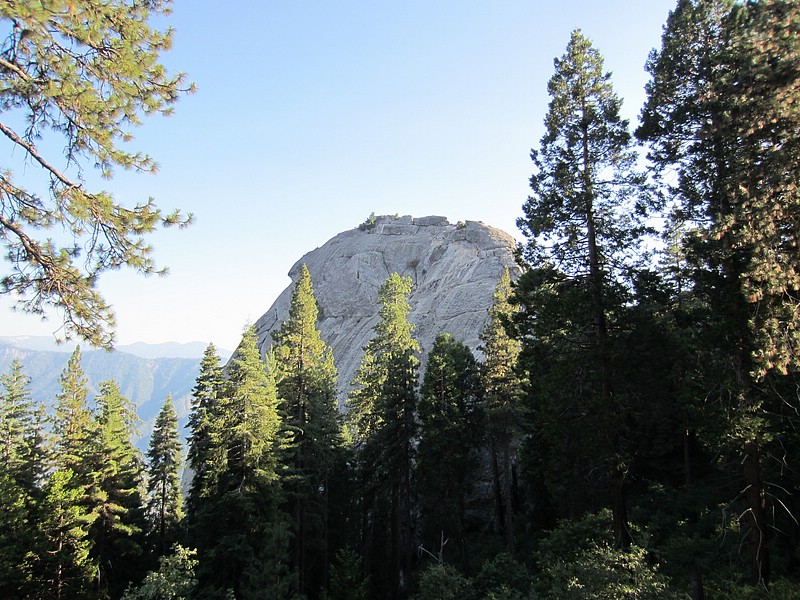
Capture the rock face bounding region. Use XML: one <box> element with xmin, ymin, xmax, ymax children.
<box><xmin>253</xmin><ymin>215</ymin><xmax>519</xmax><ymax>405</ymax></box>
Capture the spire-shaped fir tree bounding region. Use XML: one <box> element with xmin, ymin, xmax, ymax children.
<box><xmin>33</xmin><ymin>346</ymin><xmax>98</xmax><ymax>599</ymax></box>
<box><xmin>348</xmin><ymin>273</ymin><xmax>419</xmax><ymax>600</ymax></box>
<box><xmin>196</xmin><ymin>326</ymin><xmax>290</xmax><ymax>600</ymax></box>
<box><xmin>86</xmin><ymin>380</ymin><xmax>147</xmax><ymax>599</ymax></box>
<box><xmin>417</xmin><ymin>332</ymin><xmax>482</xmax><ymax>571</ymax></box>
<box><xmin>272</xmin><ymin>264</ymin><xmax>341</xmax><ymax>598</ymax></box>
<box><xmin>480</xmin><ymin>268</ymin><xmax>525</xmax><ymax>557</ymax></box>
<box><xmin>145</xmin><ymin>395</ymin><xmax>184</xmax><ymax>557</ymax></box>
<box><xmin>53</xmin><ymin>347</ymin><xmax>95</xmax><ymax>473</ymax></box>
<box><xmin>0</xmin><ymin>360</ymin><xmax>47</xmax><ymax>597</ymax></box>
<box><xmin>185</xmin><ymin>342</ymin><xmax>224</xmax><ymax>553</ymax></box>
<box><xmin>33</xmin><ymin>469</ymin><xmax>96</xmax><ymax>600</ymax></box>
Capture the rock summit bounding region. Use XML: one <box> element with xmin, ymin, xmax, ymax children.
<box><xmin>253</xmin><ymin>215</ymin><xmax>519</xmax><ymax>404</ymax></box>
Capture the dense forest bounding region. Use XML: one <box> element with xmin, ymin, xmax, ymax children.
<box><xmin>3</xmin><ymin>0</ymin><xmax>800</xmax><ymax>598</ymax></box>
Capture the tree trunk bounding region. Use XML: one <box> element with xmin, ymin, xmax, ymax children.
<box><xmin>691</xmin><ymin>561</ymin><xmax>705</xmax><ymax>600</ymax></box>
<box><xmin>609</xmin><ymin>423</ymin><xmax>631</xmax><ymax>549</ymax></box>
<box><xmin>399</xmin><ymin>447</ymin><xmax>412</xmax><ymax>598</ymax></box>
<box><xmin>582</xmin><ymin>110</ymin><xmax>630</xmax><ymax>551</ymax></box>
<box><xmin>502</xmin><ymin>441</ymin><xmax>515</xmax><ymax>557</ymax></box>
<box><xmin>744</xmin><ymin>439</ymin><xmax>769</xmax><ymax>585</ymax></box>
<box><xmin>684</xmin><ymin>425</ymin><xmax>694</xmax><ymax>487</ymax></box>
<box><xmin>490</xmin><ymin>437</ymin><xmax>505</xmax><ymax>537</ymax></box>
<box><xmin>390</xmin><ymin>483</ymin><xmax>400</xmax><ymax>600</ymax></box>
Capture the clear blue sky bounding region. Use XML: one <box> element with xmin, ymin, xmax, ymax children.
<box><xmin>0</xmin><ymin>0</ymin><xmax>677</xmax><ymax>352</ymax></box>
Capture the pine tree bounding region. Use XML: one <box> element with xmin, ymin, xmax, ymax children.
<box><xmin>517</xmin><ymin>30</ymin><xmax>653</xmax><ymax>549</ymax></box>
<box><xmin>145</xmin><ymin>395</ymin><xmax>184</xmax><ymax>558</ymax></box>
<box><xmin>479</xmin><ymin>269</ymin><xmax>524</xmax><ymax>557</ymax></box>
<box><xmin>53</xmin><ymin>347</ymin><xmax>94</xmax><ymax>473</ymax></box>
<box><xmin>32</xmin><ymin>469</ymin><xmax>97</xmax><ymax>600</ymax></box>
<box><xmin>348</xmin><ymin>273</ymin><xmax>419</xmax><ymax>599</ymax></box>
<box><xmin>35</xmin><ymin>346</ymin><xmax>99</xmax><ymax>598</ymax></box>
<box><xmin>272</xmin><ymin>264</ymin><xmax>341</xmax><ymax>598</ymax></box>
<box><xmin>196</xmin><ymin>326</ymin><xmax>290</xmax><ymax>600</ymax></box>
<box><xmin>636</xmin><ymin>0</ymin><xmax>800</xmax><ymax>584</ymax></box>
<box><xmin>0</xmin><ymin>359</ymin><xmax>45</xmax><ymax>492</ymax></box>
<box><xmin>0</xmin><ymin>0</ymin><xmax>194</xmax><ymax>347</ymax></box>
<box><xmin>417</xmin><ymin>332</ymin><xmax>481</xmax><ymax>571</ymax></box>
<box><xmin>722</xmin><ymin>1</ymin><xmax>800</xmax><ymax>380</ymax></box>
<box><xmin>0</xmin><ymin>360</ymin><xmax>46</xmax><ymax>597</ymax></box>
<box><xmin>185</xmin><ymin>342</ymin><xmax>224</xmax><ymax>552</ymax></box>
<box><xmin>87</xmin><ymin>380</ymin><xmax>147</xmax><ymax>599</ymax></box>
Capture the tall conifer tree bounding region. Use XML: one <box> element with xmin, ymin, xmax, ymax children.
<box><xmin>0</xmin><ymin>360</ymin><xmax>45</xmax><ymax>597</ymax></box>
<box><xmin>38</xmin><ymin>346</ymin><xmax>98</xmax><ymax>598</ymax></box>
<box><xmin>637</xmin><ymin>0</ymin><xmax>800</xmax><ymax>584</ymax></box>
<box><xmin>185</xmin><ymin>342</ymin><xmax>224</xmax><ymax>553</ymax></box>
<box><xmin>417</xmin><ymin>332</ymin><xmax>481</xmax><ymax>570</ymax></box>
<box><xmin>196</xmin><ymin>327</ymin><xmax>290</xmax><ymax>600</ymax></box>
<box><xmin>87</xmin><ymin>380</ymin><xmax>147</xmax><ymax>599</ymax></box>
<box><xmin>272</xmin><ymin>264</ymin><xmax>341</xmax><ymax>598</ymax></box>
<box><xmin>517</xmin><ymin>30</ymin><xmax>653</xmax><ymax>549</ymax></box>
<box><xmin>348</xmin><ymin>273</ymin><xmax>419</xmax><ymax>600</ymax></box>
<box><xmin>32</xmin><ymin>469</ymin><xmax>96</xmax><ymax>600</ymax></box>
<box><xmin>479</xmin><ymin>269</ymin><xmax>524</xmax><ymax>556</ymax></box>
<box><xmin>145</xmin><ymin>395</ymin><xmax>184</xmax><ymax>557</ymax></box>
<box><xmin>53</xmin><ymin>347</ymin><xmax>94</xmax><ymax>473</ymax></box>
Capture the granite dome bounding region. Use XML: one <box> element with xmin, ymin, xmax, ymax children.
<box><xmin>253</xmin><ymin>215</ymin><xmax>519</xmax><ymax>404</ymax></box>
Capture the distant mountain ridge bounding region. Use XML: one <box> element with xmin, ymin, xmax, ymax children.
<box><xmin>0</xmin><ymin>339</ymin><xmax>208</xmax><ymax>449</ymax></box>
<box><xmin>0</xmin><ymin>336</ymin><xmax>230</xmax><ymax>360</ymax></box>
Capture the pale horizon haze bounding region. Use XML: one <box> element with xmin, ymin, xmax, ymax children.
<box><xmin>0</xmin><ymin>1</ymin><xmax>677</xmax><ymax>352</ymax></box>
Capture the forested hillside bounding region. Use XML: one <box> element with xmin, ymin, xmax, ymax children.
<box><xmin>2</xmin><ymin>1</ymin><xmax>800</xmax><ymax>599</ymax></box>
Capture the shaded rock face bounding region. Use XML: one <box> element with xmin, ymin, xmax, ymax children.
<box><xmin>253</xmin><ymin>215</ymin><xmax>519</xmax><ymax>406</ymax></box>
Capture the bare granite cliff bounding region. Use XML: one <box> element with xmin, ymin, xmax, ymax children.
<box><xmin>253</xmin><ymin>215</ymin><xmax>519</xmax><ymax>405</ymax></box>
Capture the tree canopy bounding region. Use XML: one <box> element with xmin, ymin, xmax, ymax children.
<box><xmin>0</xmin><ymin>0</ymin><xmax>194</xmax><ymax>348</ymax></box>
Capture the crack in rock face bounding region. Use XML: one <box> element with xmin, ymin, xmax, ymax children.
<box><xmin>253</xmin><ymin>215</ymin><xmax>520</xmax><ymax>407</ymax></box>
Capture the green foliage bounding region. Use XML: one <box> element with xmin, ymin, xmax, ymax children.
<box><xmin>518</xmin><ymin>29</ymin><xmax>651</xmax><ymax>274</ymax></box>
<box><xmin>186</xmin><ymin>343</ymin><xmax>224</xmax><ymax>538</ymax></box>
<box><xmin>327</xmin><ymin>548</ymin><xmax>369</xmax><ymax>600</ymax></box>
<box><xmin>417</xmin><ymin>333</ymin><xmax>481</xmax><ymax>570</ymax></box>
<box><xmin>480</xmin><ymin>268</ymin><xmax>524</xmax><ymax>555</ymax></box>
<box><xmin>637</xmin><ymin>0</ymin><xmax>800</xmax><ymax>585</ymax></box>
<box><xmin>31</xmin><ymin>468</ymin><xmax>97</xmax><ymax>599</ymax></box>
<box><xmin>540</xmin><ymin>545</ymin><xmax>673</xmax><ymax>600</ymax></box>
<box><xmin>87</xmin><ymin>379</ymin><xmax>148</xmax><ymax>598</ymax></box>
<box><xmin>0</xmin><ymin>359</ymin><xmax>46</xmax><ymax>598</ymax></box>
<box><xmin>0</xmin><ymin>0</ymin><xmax>194</xmax><ymax>348</ymax></box>
<box><xmin>195</xmin><ymin>326</ymin><xmax>291</xmax><ymax>600</ymax></box>
<box><xmin>53</xmin><ymin>347</ymin><xmax>95</xmax><ymax>473</ymax></box>
<box><xmin>348</xmin><ymin>273</ymin><xmax>419</xmax><ymax>439</ymax></box>
<box><xmin>358</xmin><ymin>212</ymin><xmax>378</xmax><ymax>231</ymax></box>
<box><xmin>516</xmin><ymin>29</ymin><xmax>658</xmax><ymax>551</ymax></box>
<box><xmin>145</xmin><ymin>395</ymin><xmax>184</xmax><ymax>557</ymax></box>
<box><xmin>347</xmin><ymin>273</ymin><xmax>420</xmax><ymax>598</ymax></box>
<box><xmin>122</xmin><ymin>545</ymin><xmax>198</xmax><ymax>600</ymax></box>
<box><xmin>533</xmin><ymin>511</ymin><xmax>675</xmax><ymax>600</ymax></box>
<box><xmin>272</xmin><ymin>264</ymin><xmax>342</xmax><ymax>596</ymax></box>
<box><xmin>221</xmin><ymin>327</ymin><xmax>284</xmax><ymax>488</ymax></box>
<box><xmin>473</xmin><ymin>553</ymin><xmax>531</xmax><ymax>600</ymax></box>
<box><xmin>0</xmin><ymin>359</ymin><xmax>44</xmax><ymax>489</ymax></box>
<box><xmin>704</xmin><ymin>579</ymin><xmax>800</xmax><ymax>599</ymax></box>
<box><xmin>415</xmin><ymin>563</ymin><xmax>472</xmax><ymax>600</ymax></box>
